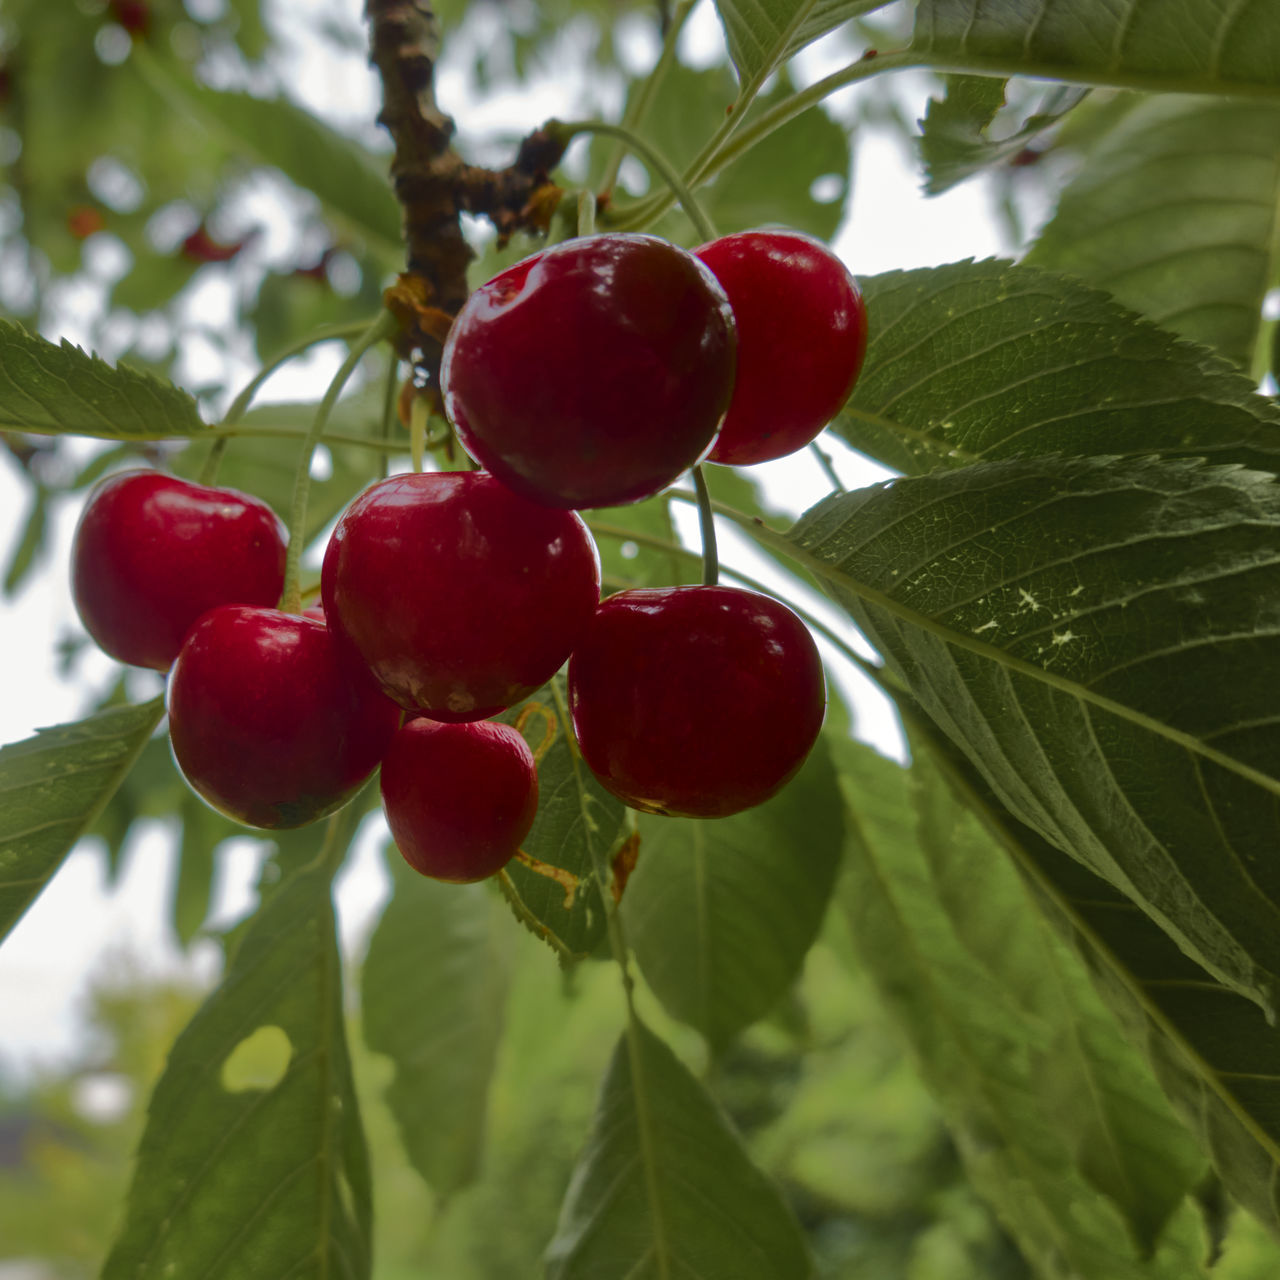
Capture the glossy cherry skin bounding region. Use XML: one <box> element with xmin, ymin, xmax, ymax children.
<box><xmin>440</xmin><ymin>233</ymin><xmax>737</xmax><ymax>509</ymax></box>
<box><xmin>695</xmin><ymin>230</ymin><xmax>867</xmax><ymax>466</ymax></box>
<box><xmin>168</xmin><ymin>606</ymin><xmax>401</xmax><ymax>829</ymax></box>
<box><xmin>72</xmin><ymin>470</ymin><xmax>287</xmax><ymax>671</ymax></box>
<box><xmin>568</xmin><ymin>586</ymin><xmax>825</xmax><ymax>818</ymax></box>
<box><xmin>381</xmin><ymin>718</ymin><xmax>538</xmax><ymax>883</ymax></box>
<box><xmin>322</xmin><ymin>470</ymin><xmax>601</xmax><ymax>721</ymax></box>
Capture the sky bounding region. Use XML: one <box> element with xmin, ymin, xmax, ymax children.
<box><xmin>0</xmin><ymin>0</ymin><xmax>1017</xmax><ymax>1079</ymax></box>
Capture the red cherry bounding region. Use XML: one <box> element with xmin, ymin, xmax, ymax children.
<box><xmin>322</xmin><ymin>470</ymin><xmax>600</xmax><ymax>721</ymax></box>
<box><xmin>67</xmin><ymin>205</ymin><xmax>106</xmax><ymax>241</ymax></box>
<box><xmin>168</xmin><ymin>606</ymin><xmax>401</xmax><ymax>829</ymax></box>
<box><xmin>568</xmin><ymin>585</ymin><xmax>825</xmax><ymax>818</ymax></box>
<box><xmin>694</xmin><ymin>230</ymin><xmax>867</xmax><ymax>466</ymax></box>
<box><xmin>181</xmin><ymin>225</ymin><xmax>252</xmax><ymax>264</ymax></box>
<box><xmin>381</xmin><ymin>718</ymin><xmax>538</xmax><ymax>883</ymax></box>
<box><xmin>71</xmin><ymin>470</ymin><xmax>287</xmax><ymax>671</ymax></box>
<box><xmin>109</xmin><ymin>0</ymin><xmax>150</xmax><ymax>36</ymax></box>
<box><xmin>440</xmin><ymin>233</ymin><xmax>737</xmax><ymax>509</ymax></box>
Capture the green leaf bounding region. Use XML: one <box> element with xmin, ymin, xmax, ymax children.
<box><xmin>0</xmin><ymin>697</ymin><xmax>165</xmax><ymax>944</ymax></box>
<box><xmin>919</xmin><ymin>76</ymin><xmax>1089</xmax><ymax>194</ymax></box>
<box><xmin>102</xmin><ymin>835</ymin><xmax>371</xmax><ymax>1279</ymax></box>
<box><xmin>622</xmin><ymin>737</ymin><xmax>844</xmax><ymax>1053</ymax></box>
<box><xmin>835</xmin><ymin>734</ymin><xmax>1212</xmax><ymax>1272</ymax></box>
<box><xmin>496</xmin><ymin>679</ymin><xmax>625</xmax><ymax>960</ymax></box>
<box><xmin>834</xmin><ymin>260</ymin><xmax>1280</xmax><ymax>477</ymax></box>
<box><xmin>712</xmin><ymin>0</ymin><xmax>894</xmax><ymax>95</ymax></box>
<box><xmin>907</xmin><ymin>712</ymin><xmax>1280</xmax><ymax>1240</ymax></box>
<box><xmin>1026</xmin><ymin>97</ymin><xmax>1280</xmax><ymax>370</ymax></box>
<box><xmin>544</xmin><ymin>1017</ymin><xmax>813</xmax><ymax>1278</ymax></box>
<box><xmin>136</xmin><ymin>55</ymin><xmax>402</xmax><ymax>253</ymax></box>
<box><xmin>0</xmin><ymin>321</ymin><xmax>207</xmax><ymax>440</ymax></box>
<box><xmin>1008</xmin><ymin>793</ymin><xmax>1280</xmax><ymax>1240</ymax></box>
<box><xmin>226</xmin><ymin>0</ymin><xmax>270</xmax><ymax>60</ymax></box>
<box><xmin>361</xmin><ymin>846</ymin><xmax>511</xmax><ymax>1198</ymax></box>
<box><xmin>787</xmin><ymin>455</ymin><xmax>1280</xmax><ymax>1019</ymax></box>
<box><xmin>172</xmin><ymin>793</ymin><xmax>226</xmax><ymax>947</ymax></box>
<box><xmin>3</xmin><ymin>487</ymin><xmax>48</xmax><ymax>597</ymax></box>
<box><xmin>911</xmin><ymin>0</ymin><xmax>1280</xmax><ymax>97</ymax></box>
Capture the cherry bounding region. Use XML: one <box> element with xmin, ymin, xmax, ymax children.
<box><xmin>568</xmin><ymin>585</ymin><xmax>825</xmax><ymax>818</ymax></box>
<box><xmin>71</xmin><ymin>470</ymin><xmax>287</xmax><ymax>671</ymax></box>
<box><xmin>109</xmin><ymin>0</ymin><xmax>151</xmax><ymax>37</ymax></box>
<box><xmin>381</xmin><ymin>718</ymin><xmax>538</xmax><ymax>883</ymax></box>
<box><xmin>322</xmin><ymin>470</ymin><xmax>600</xmax><ymax>721</ymax></box>
<box><xmin>440</xmin><ymin>233</ymin><xmax>737</xmax><ymax>509</ymax></box>
<box><xmin>67</xmin><ymin>205</ymin><xmax>106</xmax><ymax>241</ymax></box>
<box><xmin>694</xmin><ymin>230</ymin><xmax>867</xmax><ymax>466</ymax></box>
<box><xmin>167</xmin><ymin>606</ymin><xmax>401</xmax><ymax>829</ymax></box>
<box><xmin>181</xmin><ymin>225</ymin><xmax>252</xmax><ymax>265</ymax></box>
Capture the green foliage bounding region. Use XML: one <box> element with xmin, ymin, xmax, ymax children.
<box><xmin>834</xmin><ymin>260</ymin><xmax>1280</xmax><ymax>476</ymax></box>
<box><xmin>0</xmin><ymin>698</ymin><xmax>164</xmax><ymax>942</ymax></box>
<box><xmin>911</xmin><ymin>0</ymin><xmax>1280</xmax><ymax>95</ymax></box>
<box><xmin>0</xmin><ymin>322</ymin><xmax>207</xmax><ymax>439</ymax></box>
<box><xmin>361</xmin><ymin>849</ymin><xmax>511</xmax><ymax>1198</ymax></box>
<box><xmin>545</xmin><ymin>1017</ymin><xmax>813</xmax><ymax>1278</ymax></box>
<box><xmin>790</xmin><ymin>455</ymin><xmax>1280</xmax><ymax>1017</ymax></box>
<box><xmin>918</xmin><ymin>76</ymin><xmax>1089</xmax><ymax>194</ymax></box>
<box><xmin>102</xmin><ymin>830</ymin><xmax>372</xmax><ymax>1280</ymax></box>
<box><xmin>622</xmin><ymin>736</ymin><xmax>845</xmax><ymax>1053</ymax></box>
<box><xmin>1012</xmin><ymin>803</ymin><xmax>1280</xmax><ymax>1235</ymax></box>
<box><xmin>496</xmin><ymin>680</ymin><xmax>624</xmax><ymax>960</ymax></box>
<box><xmin>836</xmin><ymin>733</ymin><xmax>1212</xmax><ymax>1273</ymax></box>
<box><xmin>713</xmin><ymin>0</ymin><xmax>894</xmax><ymax>93</ymax></box>
<box><xmin>136</xmin><ymin>55</ymin><xmax>403</xmax><ymax>256</ymax></box>
<box><xmin>1027</xmin><ymin>96</ymin><xmax>1280</xmax><ymax>369</ymax></box>
<box><xmin>616</xmin><ymin>63</ymin><xmax>853</xmax><ymax>242</ymax></box>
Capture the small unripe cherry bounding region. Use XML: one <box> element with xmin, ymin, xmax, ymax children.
<box><xmin>71</xmin><ymin>470</ymin><xmax>287</xmax><ymax>671</ymax></box>
<box><xmin>381</xmin><ymin>718</ymin><xmax>538</xmax><ymax>883</ymax></box>
<box><xmin>568</xmin><ymin>585</ymin><xmax>825</xmax><ymax>818</ymax></box>
<box><xmin>694</xmin><ymin>230</ymin><xmax>867</xmax><ymax>466</ymax></box>
<box><xmin>167</xmin><ymin>605</ymin><xmax>401</xmax><ymax>829</ymax></box>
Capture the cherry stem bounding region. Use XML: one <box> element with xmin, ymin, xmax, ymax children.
<box><xmin>207</xmin><ymin>423</ymin><xmax>423</xmax><ymax>451</ymax></box>
<box><xmin>597</xmin><ymin>0</ymin><xmax>696</xmax><ymax>197</ymax></box>
<box><xmin>606</xmin><ymin>49</ymin><xmax>915</xmax><ymax>233</ymax></box>
<box><xmin>409</xmin><ymin>395</ymin><xmax>429</xmax><ymax>473</ymax></box>
<box><xmin>222</xmin><ymin>320</ymin><xmax>376</xmax><ymax>426</ymax></box>
<box><xmin>577</xmin><ymin>188</ymin><xmax>597</xmax><ymax>237</ymax></box>
<box><xmin>379</xmin><ymin>353</ymin><xmax>399</xmax><ymax>481</ymax></box>
<box><xmin>280</xmin><ymin>309</ymin><xmax>400</xmax><ymax>615</ymax></box>
<box><xmin>590</xmin><ymin>520</ymin><xmax>880</xmax><ymax>681</ymax></box>
<box><xmin>552</xmin><ymin>118</ymin><xmax>718</xmax><ymax>243</ymax></box>
<box><xmin>691</xmin><ymin>465</ymin><xmax>719</xmax><ymax>586</ymax></box>
<box><xmin>199</xmin><ymin>319</ymin><xmax>380</xmax><ymax>485</ymax></box>
<box><xmin>810</xmin><ymin>440</ymin><xmax>845</xmax><ymax>492</ymax></box>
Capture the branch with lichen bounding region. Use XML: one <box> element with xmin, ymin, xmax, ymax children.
<box><xmin>365</xmin><ymin>0</ymin><xmax>566</xmax><ymax>384</ymax></box>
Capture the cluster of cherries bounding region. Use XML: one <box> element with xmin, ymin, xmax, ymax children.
<box><xmin>70</xmin><ymin>229</ymin><xmax>868</xmax><ymax>884</ymax></box>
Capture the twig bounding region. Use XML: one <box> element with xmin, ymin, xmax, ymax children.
<box><xmin>365</xmin><ymin>0</ymin><xmax>568</xmax><ymax>381</ymax></box>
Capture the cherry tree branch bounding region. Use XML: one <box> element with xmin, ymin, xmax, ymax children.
<box><xmin>364</xmin><ymin>0</ymin><xmax>568</xmax><ymax>379</ymax></box>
